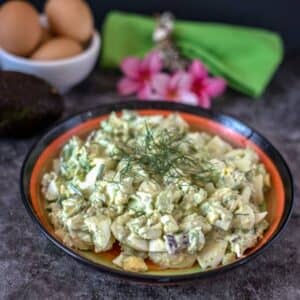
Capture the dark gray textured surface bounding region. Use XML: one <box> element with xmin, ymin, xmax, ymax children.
<box><xmin>0</xmin><ymin>54</ymin><xmax>299</xmax><ymax>300</ymax></box>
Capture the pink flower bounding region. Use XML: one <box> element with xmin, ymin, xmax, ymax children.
<box><xmin>118</xmin><ymin>53</ymin><xmax>226</xmax><ymax>109</ymax></box>
<box><xmin>117</xmin><ymin>51</ymin><xmax>162</xmax><ymax>96</ymax></box>
<box><xmin>189</xmin><ymin>60</ymin><xmax>226</xmax><ymax>108</ymax></box>
<box><xmin>148</xmin><ymin>71</ymin><xmax>198</xmax><ymax>105</ymax></box>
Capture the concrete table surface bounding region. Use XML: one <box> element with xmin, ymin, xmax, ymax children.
<box><xmin>0</xmin><ymin>54</ymin><xmax>299</xmax><ymax>300</ymax></box>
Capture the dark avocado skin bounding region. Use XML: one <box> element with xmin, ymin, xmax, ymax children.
<box><xmin>0</xmin><ymin>71</ymin><xmax>64</xmax><ymax>137</ymax></box>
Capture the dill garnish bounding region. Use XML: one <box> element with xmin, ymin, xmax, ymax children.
<box><xmin>68</xmin><ymin>182</ymin><xmax>82</xmax><ymax>196</ymax></box>
<box><xmin>111</xmin><ymin>123</ymin><xmax>219</xmax><ymax>186</ymax></box>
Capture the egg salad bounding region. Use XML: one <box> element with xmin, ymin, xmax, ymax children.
<box><xmin>42</xmin><ymin>111</ymin><xmax>270</xmax><ymax>272</ymax></box>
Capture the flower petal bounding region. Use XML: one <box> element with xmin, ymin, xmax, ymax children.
<box><xmin>120</xmin><ymin>57</ymin><xmax>141</xmax><ymax>79</ymax></box>
<box><xmin>141</xmin><ymin>51</ymin><xmax>163</xmax><ymax>74</ymax></box>
<box><xmin>137</xmin><ymin>85</ymin><xmax>160</xmax><ymax>100</ymax></box>
<box><xmin>117</xmin><ymin>77</ymin><xmax>140</xmax><ymax>95</ymax></box>
<box><xmin>204</xmin><ymin>77</ymin><xmax>227</xmax><ymax>97</ymax></box>
<box><xmin>151</xmin><ymin>73</ymin><xmax>170</xmax><ymax>95</ymax></box>
<box><xmin>189</xmin><ymin>60</ymin><xmax>208</xmax><ymax>80</ymax></box>
<box><xmin>177</xmin><ymin>91</ymin><xmax>199</xmax><ymax>106</ymax></box>
<box><xmin>197</xmin><ymin>92</ymin><xmax>212</xmax><ymax>109</ymax></box>
<box><xmin>169</xmin><ymin>71</ymin><xmax>192</xmax><ymax>91</ymax></box>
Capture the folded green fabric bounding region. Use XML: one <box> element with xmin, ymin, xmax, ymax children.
<box><xmin>101</xmin><ymin>11</ymin><xmax>283</xmax><ymax>97</ymax></box>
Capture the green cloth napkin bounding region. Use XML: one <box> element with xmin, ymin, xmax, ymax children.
<box><xmin>101</xmin><ymin>11</ymin><xmax>284</xmax><ymax>97</ymax></box>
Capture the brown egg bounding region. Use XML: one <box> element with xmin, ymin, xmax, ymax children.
<box><xmin>31</xmin><ymin>38</ymin><xmax>83</xmax><ymax>61</ymax></box>
<box><xmin>45</xmin><ymin>0</ymin><xmax>94</xmax><ymax>43</ymax></box>
<box><xmin>0</xmin><ymin>1</ymin><xmax>42</xmax><ymax>56</ymax></box>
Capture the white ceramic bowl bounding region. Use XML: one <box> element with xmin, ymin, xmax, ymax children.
<box><xmin>0</xmin><ymin>31</ymin><xmax>100</xmax><ymax>94</ymax></box>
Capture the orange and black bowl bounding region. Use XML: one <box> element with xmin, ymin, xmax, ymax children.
<box><xmin>20</xmin><ymin>100</ymin><xmax>293</xmax><ymax>284</ymax></box>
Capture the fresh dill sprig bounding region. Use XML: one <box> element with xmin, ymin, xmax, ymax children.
<box><xmin>111</xmin><ymin>123</ymin><xmax>220</xmax><ymax>186</ymax></box>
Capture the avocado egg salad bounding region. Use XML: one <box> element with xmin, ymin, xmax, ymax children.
<box><xmin>41</xmin><ymin>111</ymin><xmax>270</xmax><ymax>273</ymax></box>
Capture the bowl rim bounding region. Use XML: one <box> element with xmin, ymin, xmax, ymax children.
<box><xmin>0</xmin><ymin>31</ymin><xmax>101</xmax><ymax>67</ymax></box>
<box><xmin>20</xmin><ymin>100</ymin><xmax>294</xmax><ymax>284</ymax></box>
